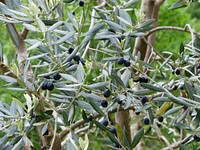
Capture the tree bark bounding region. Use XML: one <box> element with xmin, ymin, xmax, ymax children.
<box><xmin>133</xmin><ymin>0</ymin><xmax>155</xmax><ymax>60</ymax></box>
<box><xmin>144</xmin><ymin>0</ymin><xmax>165</xmax><ymax>63</ymax></box>
<box><xmin>131</xmin><ymin>1</ymin><xmax>165</xmax><ymax>149</ymax></box>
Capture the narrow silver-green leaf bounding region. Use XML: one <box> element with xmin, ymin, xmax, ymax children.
<box><xmin>133</xmin><ymin>89</ymin><xmax>155</xmax><ymax>95</ymax></box>
<box><xmin>176</xmin><ymin>109</ymin><xmax>188</xmax><ymax>123</ymax></box>
<box><xmin>0</xmin><ymin>75</ymin><xmax>17</xmax><ymax>83</ymax></box>
<box><xmin>89</xmin><ymin>101</ymin><xmax>105</xmax><ymax>116</ymax></box>
<box><xmin>84</xmin><ymin>23</ymin><xmax>104</xmax><ymax>36</ymax></box>
<box><xmin>54</xmin><ymin>32</ymin><xmax>75</xmax><ymax>45</ymax></box>
<box><xmin>123</xmin><ymin>0</ymin><xmax>139</xmax><ymax>7</ymax></box>
<box><xmin>104</xmin><ymin>20</ymin><xmax>126</xmax><ymax>31</ymax></box>
<box><xmin>117</xmin><ymin>16</ymin><xmax>132</xmax><ymax>27</ymax></box>
<box><xmin>76</xmin><ymin>63</ymin><xmax>84</xmax><ymax>83</ymax></box>
<box><xmin>93</xmin><ymin>120</ymin><xmax>108</xmax><ymax>131</ymax></box>
<box><xmin>86</xmin><ymin>82</ymin><xmax>108</xmax><ymax>89</ymax></box>
<box><xmin>57</xmin><ymin>87</ymin><xmax>78</xmax><ymax>91</ymax></box>
<box><xmin>48</xmin><ymin>21</ymin><xmax>64</xmax><ymax>32</ymax></box>
<box><xmin>27</xmin><ymin>41</ymin><xmax>42</xmax><ymax>51</ymax></box>
<box><xmin>6</xmin><ymin>23</ymin><xmax>20</xmax><ymax>48</ymax></box>
<box><xmin>169</xmin><ymin>0</ymin><xmax>188</xmax><ymax>10</ymax></box>
<box><xmin>23</xmin><ymin>23</ymin><xmax>37</xmax><ymax>32</ymax></box>
<box><xmin>138</xmin><ymin>19</ymin><xmax>155</xmax><ymax>29</ymax></box>
<box><xmin>184</xmin><ymin>81</ymin><xmax>195</xmax><ymax>100</ymax></box>
<box><xmin>38</xmin><ymin>0</ymin><xmax>48</xmax><ymax>13</ymax></box>
<box><xmin>26</xmin><ymin>53</ymin><xmax>49</xmax><ymax>60</ymax></box>
<box><xmin>132</xmin><ymin>128</ymin><xmax>144</xmax><ymax>148</ymax></box>
<box><xmin>68</xmin><ymin>12</ymin><xmax>78</xmax><ymax>30</ymax></box>
<box><xmin>68</xmin><ymin>105</ymin><xmax>75</xmax><ymax>121</ymax></box>
<box><xmin>164</xmin><ymin>106</ymin><xmax>182</xmax><ymax>117</ymax></box>
<box><xmin>7</xmin><ymin>88</ymin><xmax>25</xmax><ymax>91</ymax></box>
<box><xmin>80</xmin><ymin>92</ymin><xmax>103</xmax><ymax>101</ymax></box>
<box><xmin>60</xmin><ymin>73</ymin><xmax>78</xmax><ymax>83</ymax></box>
<box><xmin>37</xmin><ymin>19</ymin><xmax>46</xmax><ymax>32</ymax></box>
<box><xmin>95</xmin><ymin>33</ymin><xmax>122</xmax><ymax>40</ymax></box>
<box><xmin>140</xmin><ymin>83</ymin><xmax>165</xmax><ymax>92</ymax></box>
<box><xmin>12</xmin><ymin>97</ymin><xmax>27</xmax><ymax>111</ymax></box>
<box><xmin>123</xmin><ymin>128</ymin><xmax>132</xmax><ymax>149</ymax></box>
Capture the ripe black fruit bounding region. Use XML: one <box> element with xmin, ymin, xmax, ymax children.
<box><xmin>117</xmin><ymin>36</ymin><xmax>123</xmax><ymax>42</ymax></box>
<box><xmin>47</xmin><ymin>82</ymin><xmax>54</xmax><ymax>91</ymax></box>
<box><xmin>44</xmin><ymin>75</ymin><xmax>51</xmax><ymax>79</ymax></box>
<box><xmin>88</xmin><ymin>115</ymin><xmax>93</xmax><ymax>121</ymax></box>
<box><xmin>74</xmin><ymin>55</ymin><xmax>80</xmax><ymax>62</ymax></box>
<box><xmin>72</xmin><ymin>11</ymin><xmax>75</xmax><ymax>15</ymax></box>
<box><xmin>41</xmin><ymin>81</ymin><xmax>48</xmax><ymax>90</ymax></box>
<box><xmin>144</xmin><ymin>117</ymin><xmax>150</xmax><ymax>125</ymax></box>
<box><xmin>101</xmin><ymin>100</ymin><xmax>108</xmax><ymax>108</ymax></box>
<box><xmin>79</xmin><ymin>1</ymin><xmax>84</xmax><ymax>7</ymax></box>
<box><xmin>104</xmin><ymin>89</ymin><xmax>111</xmax><ymax>98</ymax></box>
<box><xmin>194</xmin><ymin>135</ymin><xmax>200</xmax><ymax>142</ymax></box>
<box><xmin>197</xmin><ymin>64</ymin><xmax>200</xmax><ymax>69</ymax></box>
<box><xmin>179</xmin><ymin>84</ymin><xmax>184</xmax><ymax>90</ymax></box>
<box><xmin>110</xmin><ymin>126</ymin><xmax>117</xmax><ymax>135</ymax></box>
<box><xmin>135</xmin><ymin>111</ymin><xmax>140</xmax><ymax>115</ymax></box>
<box><xmin>141</xmin><ymin>96</ymin><xmax>148</xmax><ymax>104</ymax></box>
<box><xmin>175</xmin><ymin>69</ymin><xmax>180</xmax><ymax>75</ymax></box>
<box><xmin>182</xmin><ymin>105</ymin><xmax>188</xmax><ymax>110</ymax></box>
<box><xmin>108</xmin><ymin>28</ymin><xmax>115</xmax><ymax>33</ymax></box>
<box><xmin>139</xmin><ymin>77</ymin><xmax>148</xmax><ymax>83</ymax></box>
<box><xmin>101</xmin><ymin>118</ymin><xmax>108</xmax><ymax>126</ymax></box>
<box><xmin>117</xmin><ymin>57</ymin><xmax>125</xmax><ymax>65</ymax></box>
<box><xmin>173</xmin><ymin>85</ymin><xmax>178</xmax><ymax>90</ymax></box>
<box><xmin>158</xmin><ymin>116</ymin><xmax>163</xmax><ymax>122</ymax></box>
<box><xmin>53</xmin><ymin>72</ymin><xmax>61</xmax><ymax>80</ymax></box>
<box><xmin>117</xmin><ymin>98</ymin><xmax>122</xmax><ymax>104</ymax></box>
<box><xmin>124</xmin><ymin>60</ymin><xmax>131</xmax><ymax>67</ymax></box>
<box><xmin>68</xmin><ymin>47</ymin><xmax>74</xmax><ymax>54</ymax></box>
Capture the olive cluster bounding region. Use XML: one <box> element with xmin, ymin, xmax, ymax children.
<box><xmin>41</xmin><ymin>73</ymin><xmax>61</xmax><ymax>91</ymax></box>
<box><xmin>68</xmin><ymin>47</ymin><xmax>85</xmax><ymax>65</ymax></box>
<box><xmin>117</xmin><ymin>57</ymin><xmax>131</xmax><ymax>67</ymax></box>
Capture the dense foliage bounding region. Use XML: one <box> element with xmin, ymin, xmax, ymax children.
<box><xmin>0</xmin><ymin>0</ymin><xmax>200</xmax><ymax>149</ymax></box>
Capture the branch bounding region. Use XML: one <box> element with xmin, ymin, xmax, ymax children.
<box><xmin>60</xmin><ymin>105</ymin><xmax>135</xmax><ymax>139</ymax></box>
<box><xmin>146</xmin><ymin>26</ymin><xmax>200</xmax><ymax>37</ymax></box>
<box><xmin>144</xmin><ymin>0</ymin><xmax>165</xmax><ymax>63</ymax></box>
<box><xmin>162</xmin><ymin>135</ymin><xmax>192</xmax><ymax>150</ymax></box>
<box><xmin>20</xmin><ymin>28</ymin><xmax>29</xmax><ymax>39</ymax></box>
<box><xmin>153</xmin><ymin>120</ymin><xmax>171</xmax><ymax>148</ymax></box>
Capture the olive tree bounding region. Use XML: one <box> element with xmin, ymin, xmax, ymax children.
<box><xmin>0</xmin><ymin>0</ymin><xmax>200</xmax><ymax>149</ymax></box>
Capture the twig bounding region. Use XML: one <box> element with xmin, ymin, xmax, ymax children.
<box><xmin>75</xmin><ymin>125</ymin><xmax>89</xmax><ymax>134</ymax></box>
<box><xmin>142</xmin><ymin>37</ymin><xmax>173</xmax><ymax>68</ymax></box>
<box><xmin>146</xmin><ymin>26</ymin><xmax>200</xmax><ymax>37</ymax></box>
<box><xmin>162</xmin><ymin>135</ymin><xmax>192</xmax><ymax>150</ymax></box>
<box><xmin>20</xmin><ymin>28</ymin><xmax>28</xmax><ymax>39</ymax></box>
<box><xmin>153</xmin><ymin>120</ymin><xmax>171</xmax><ymax>148</ymax></box>
<box><xmin>50</xmin><ymin>113</ymin><xmax>58</xmax><ymax>150</ymax></box>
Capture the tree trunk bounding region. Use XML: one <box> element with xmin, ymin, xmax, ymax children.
<box><xmin>131</xmin><ymin>0</ymin><xmax>165</xmax><ymax>149</ymax></box>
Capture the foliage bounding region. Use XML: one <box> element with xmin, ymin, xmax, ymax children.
<box><xmin>0</xmin><ymin>0</ymin><xmax>200</xmax><ymax>149</ymax></box>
